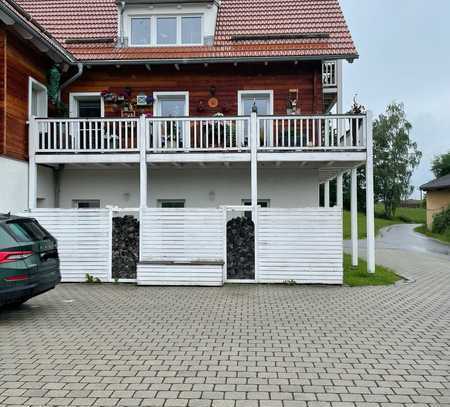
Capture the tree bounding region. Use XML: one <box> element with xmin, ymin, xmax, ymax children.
<box><xmin>373</xmin><ymin>102</ymin><xmax>422</xmax><ymax>218</ymax></box>
<box><xmin>431</xmin><ymin>151</ymin><xmax>450</xmax><ymax>178</ymax></box>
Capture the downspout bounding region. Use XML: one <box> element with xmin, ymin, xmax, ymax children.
<box><xmin>118</xmin><ymin>1</ymin><xmax>126</xmax><ymax>47</ymax></box>
<box><xmin>57</xmin><ymin>63</ymin><xmax>83</xmax><ymax>113</ymax></box>
<box><xmin>59</xmin><ymin>63</ymin><xmax>84</xmax><ymax>94</ymax></box>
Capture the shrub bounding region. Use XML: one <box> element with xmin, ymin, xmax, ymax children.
<box><xmin>397</xmin><ymin>215</ymin><xmax>412</xmax><ymax>223</ymax></box>
<box><xmin>85</xmin><ymin>273</ymin><xmax>102</xmax><ymax>284</ymax></box>
<box><xmin>432</xmin><ymin>206</ymin><xmax>450</xmax><ymax>235</ymax></box>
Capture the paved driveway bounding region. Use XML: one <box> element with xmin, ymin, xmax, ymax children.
<box><xmin>1</xmin><ymin>231</ymin><xmax>449</xmax><ymax>407</ymax></box>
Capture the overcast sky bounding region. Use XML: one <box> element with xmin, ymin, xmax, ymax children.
<box><xmin>340</xmin><ymin>0</ymin><xmax>450</xmax><ymax>198</ymax></box>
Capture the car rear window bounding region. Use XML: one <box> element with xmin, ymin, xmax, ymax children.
<box><xmin>0</xmin><ymin>225</ymin><xmax>17</xmax><ymax>247</ymax></box>
<box><xmin>4</xmin><ymin>220</ymin><xmax>49</xmax><ymax>242</ymax></box>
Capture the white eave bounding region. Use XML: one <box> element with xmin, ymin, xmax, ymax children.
<box><xmin>0</xmin><ymin>1</ymin><xmax>74</xmax><ymax>64</ymax></box>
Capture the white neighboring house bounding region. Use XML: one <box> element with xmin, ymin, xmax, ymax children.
<box><xmin>4</xmin><ymin>0</ymin><xmax>375</xmax><ymax>285</ymax></box>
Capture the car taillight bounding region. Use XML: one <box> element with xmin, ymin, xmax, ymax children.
<box><xmin>4</xmin><ymin>274</ymin><xmax>28</xmax><ymax>281</ymax></box>
<box><xmin>0</xmin><ymin>251</ymin><xmax>33</xmax><ymax>264</ymax></box>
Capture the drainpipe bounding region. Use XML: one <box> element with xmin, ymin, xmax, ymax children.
<box><xmin>118</xmin><ymin>1</ymin><xmax>126</xmax><ymax>47</ymax></box>
<box><xmin>60</xmin><ymin>63</ymin><xmax>84</xmax><ymax>94</ymax></box>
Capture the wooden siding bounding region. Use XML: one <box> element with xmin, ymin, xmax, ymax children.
<box><xmin>257</xmin><ymin>208</ymin><xmax>343</xmax><ymax>284</ymax></box>
<box><xmin>18</xmin><ymin>209</ymin><xmax>112</xmax><ymax>282</ymax></box>
<box><xmin>0</xmin><ymin>30</ymin><xmax>5</xmax><ymax>156</ymax></box>
<box><xmin>64</xmin><ymin>61</ymin><xmax>324</xmax><ymax>117</ymax></box>
<box><xmin>0</xmin><ymin>27</ymin><xmax>50</xmax><ymax>161</ymax></box>
<box><xmin>138</xmin><ymin>208</ymin><xmax>225</xmax><ymax>286</ymax></box>
<box><xmin>137</xmin><ymin>264</ymin><xmax>224</xmax><ymax>286</ymax></box>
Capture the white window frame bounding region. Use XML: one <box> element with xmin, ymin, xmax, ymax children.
<box><xmin>237</xmin><ymin>90</ymin><xmax>274</xmax><ymax>116</ymax></box>
<box><xmin>242</xmin><ymin>199</ymin><xmax>271</xmax><ymax>208</ymax></box>
<box><xmin>158</xmin><ymin>199</ymin><xmax>186</xmax><ymax>208</ymax></box>
<box><xmin>153</xmin><ymin>91</ymin><xmax>190</xmax><ymax>117</ymax></box>
<box><xmin>28</xmin><ymin>77</ymin><xmax>48</xmax><ymax>119</ymax></box>
<box><xmin>72</xmin><ymin>199</ymin><xmax>101</xmax><ymax>209</ymax></box>
<box><xmin>153</xmin><ymin>91</ymin><xmax>190</xmax><ymax>149</ymax></box>
<box><xmin>69</xmin><ymin>92</ymin><xmax>105</xmax><ymax>118</ymax></box>
<box><xmin>128</xmin><ymin>14</ymin><xmax>204</xmax><ymax>47</ymax></box>
<box><xmin>130</xmin><ymin>16</ymin><xmax>152</xmax><ymax>46</ymax></box>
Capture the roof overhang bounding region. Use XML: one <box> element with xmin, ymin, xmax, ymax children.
<box><xmin>0</xmin><ymin>0</ymin><xmax>74</xmax><ymax>64</ymax></box>
<box><xmin>81</xmin><ymin>53</ymin><xmax>359</xmax><ymax>66</ymax></box>
<box><xmin>117</xmin><ymin>0</ymin><xmax>218</xmax><ymax>5</ymax></box>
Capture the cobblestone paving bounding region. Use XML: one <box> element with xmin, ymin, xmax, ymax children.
<box><xmin>0</xmin><ymin>249</ymin><xmax>449</xmax><ymax>407</ymax></box>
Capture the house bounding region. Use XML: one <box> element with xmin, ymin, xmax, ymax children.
<box><xmin>0</xmin><ymin>0</ymin><xmax>376</xmax><ymax>285</ymax></box>
<box><xmin>420</xmin><ymin>174</ymin><xmax>450</xmax><ymax>229</ymax></box>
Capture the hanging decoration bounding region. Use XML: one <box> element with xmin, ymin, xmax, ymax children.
<box><xmin>47</xmin><ymin>65</ymin><xmax>61</xmax><ymax>105</ymax></box>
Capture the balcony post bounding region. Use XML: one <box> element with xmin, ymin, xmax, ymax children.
<box><xmin>336</xmin><ymin>172</ymin><xmax>343</xmax><ymax>208</ymax></box>
<box><xmin>324</xmin><ymin>180</ymin><xmax>330</xmax><ymax>208</ymax></box>
<box><xmin>351</xmin><ymin>168</ymin><xmax>359</xmax><ymax>267</ymax></box>
<box><xmin>365</xmin><ymin>111</ymin><xmax>376</xmax><ymax>273</ymax></box>
<box><xmin>250</xmin><ymin>111</ymin><xmax>258</xmax><ymax>221</ymax></box>
<box><xmin>139</xmin><ymin>115</ymin><xmax>148</xmax><ymax>210</ymax></box>
<box><xmin>28</xmin><ymin>116</ymin><xmax>37</xmax><ymax>210</ymax></box>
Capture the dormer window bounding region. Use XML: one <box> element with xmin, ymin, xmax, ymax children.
<box><xmin>131</xmin><ymin>18</ymin><xmax>152</xmax><ymax>45</ymax></box>
<box><xmin>129</xmin><ymin>15</ymin><xmax>203</xmax><ymax>46</ymax></box>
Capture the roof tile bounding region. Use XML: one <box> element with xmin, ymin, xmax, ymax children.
<box><xmin>14</xmin><ymin>0</ymin><xmax>357</xmax><ymax>62</ymax></box>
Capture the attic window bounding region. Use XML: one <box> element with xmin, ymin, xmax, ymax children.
<box><xmin>131</xmin><ymin>18</ymin><xmax>151</xmax><ymax>45</ymax></box>
<box><xmin>129</xmin><ymin>15</ymin><xmax>203</xmax><ymax>46</ymax></box>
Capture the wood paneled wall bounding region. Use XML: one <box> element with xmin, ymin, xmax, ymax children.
<box><xmin>0</xmin><ymin>27</ymin><xmax>49</xmax><ymax>161</ymax></box>
<box><xmin>64</xmin><ymin>61</ymin><xmax>324</xmax><ymax>117</ymax></box>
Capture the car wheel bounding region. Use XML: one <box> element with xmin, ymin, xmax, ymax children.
<box><xmin>4</xmin><ymin>299</ymin><xmax>28</xmax><ymax>309</ymax></box>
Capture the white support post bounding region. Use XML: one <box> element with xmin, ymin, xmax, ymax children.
<box><xmin>351</xmin><ymin>168</ymin><xmax>358</xmax><ymax>267</ymax></box>
<box><xmin>139</xmin><ymin>115</ymin><xmax>148</xmax><ymax>263</ymax></box>
<box><xmin>336</xmin><ymin>172</ymin><xmax>343</xmax><ymax>208</ymax></box>
<box><xmin>28</xmin><ymin>116</ymin><xmax>37</xmax><ymax>209</ymax></box>
<box><xmin>336</xmin><ymin>60</ymin><xmax>343</xmax><ymax>114</ymax></box>
<box><xmin>250</xmin><ymin>111</ymin><xmax>258</xmax><ymax>221</ymax></box>
<box><xmin>324</xmin><ymin>180</ymin><xmax>330</xmax><ymax>208</ymax></box>
<box><xmin>139</xmin><ymin>115</ymin><xmax>148</xmax><ymax>210</ymax></box>
<box><xmin>365</xmin><ymin>111</ymin><xmax>376</xmax><ymax>273</ymax></box>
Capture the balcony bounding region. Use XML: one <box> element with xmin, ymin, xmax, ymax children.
<box><xmin>32</xmin><ymin>114</ymin><xmax>367</xmax><ymax>160</ymax></box>
<box><xmin>322</xmin><ymin>61</ymin><xmax>337</xmax><ymax>88</ymax></box>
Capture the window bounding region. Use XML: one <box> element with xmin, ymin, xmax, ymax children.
<box><xmin>155</xmin><ymin>93</ymin><xmax>189</xmax><ymax>117</ymax></box>
<box><xmin>131</xmin><ymin>17</ymin><xmax>151</xmax><ymax>45</ymax></box>
<box><xmin>28</xmin><ymin>77</ymin><xmax>48</xmax><ymax>119</ymax></box>
<box><xmin>242</xmin><ymin>199</ymin><xmax>270</xmax><ymax>208</ymax></box>
<box><xmin>69</xmin><ymin>93</ymin><xmax>104</xmax><ymax>118</ymax></box>
<box><xmin>129</xmin><ymin>15</ymin><xmax>203</xmax><ymax>46</ymax></box>
<box><xmin>72</xmin><ymin>200</ymin><xmax>101</xmax><ymax>209</ymax></box>
<box><xmin>158</xmin><ymin>200</ymin><xmax>185</xmax><ymax>208</ymax></box>
<box><xmin>238</xmin><ymin>91</ymin><xmax>274</xmax><ymax>144</ymax></box>
<box><xmin>0</xmin><ymin>226</ymin><xmax>17</xmax><ymax>247</ymax></box>
<box><xmin>3</xmin><ymin>220</ymin><xmax>49</xmax><ymax>243</ymax></box>
<box><xmin>157</xmin><ymin>17</ymin><xmax>177</xmax><ymax>45</ymax></box>
<box><xmin>238</xmin><ymin>91</ymin><xmax>273</xmax><ymax>116</ymax></box>
<box><xmin>78</xmin><ymin>100</ymin><xmax>102</xmax><ymax>118</ymax></box>
<box><xmin>181</xmin><ymin>16</ymin><xmax>202</xmax><ymax>44</ymax></box>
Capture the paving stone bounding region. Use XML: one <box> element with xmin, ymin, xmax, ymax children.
<box><xmin>0</xmin><ymin>247</ymin><xmax>447</xmax><ymax>407</ymax></box>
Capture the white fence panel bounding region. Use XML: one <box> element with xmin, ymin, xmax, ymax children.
<box><xmin>138</xmin><ymin>208</ymin><xmax>225</xmax><ymax>286</ymax></box>
<box><xmin>17</xmin><ymin>209</ymin><xmax>111</xmax><ymax>283</ymax></box>
<box><xmin>257</xmin><ymin>208</ymin><xmax>343</xmax><ymax>284</ymax></box>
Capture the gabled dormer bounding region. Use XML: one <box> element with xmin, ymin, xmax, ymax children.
<box><xmin>118</xmin><ymin>0</ymin><xmax>219</xmax><ymax>47</ymax></box>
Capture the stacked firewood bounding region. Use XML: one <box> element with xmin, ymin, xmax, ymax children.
<box><xmin>227</xmin><ymin>216</ymin><xmax>255</xmax><ymax>280</ymax></box>
<box><xmin>112</xmin><ymin>215</ymin><xmax>139</xmax><ymax>280</ymax></box>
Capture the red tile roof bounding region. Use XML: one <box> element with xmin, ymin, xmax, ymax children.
<box><xmin>14</xmin><ymin>0</ymin><xmax>358</xmax><ymax>63</ymax></box>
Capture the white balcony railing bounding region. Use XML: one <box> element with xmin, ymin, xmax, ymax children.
<box><xmin>258</xmin><ymin>115</ymin><xmax>366</xmax><ymax>150</ymax></box>
<box><xmin>34</xmin><ymin>118</ymin><xmax>139</xmax><ymax>153</ymax></box>
<box><xmin>147</xmin><ymin>116</ymin><xmax>251</xmax><ymax>152</ymax></box>
<box><xmin>322</xmin><ymin>61</ymin><xmax>337</xmax><ymax>88</ymax></box>
<box><xmin>32</xmin><ymin>114</ymin><xmax>367</xmax><ymax>154</ymax></box>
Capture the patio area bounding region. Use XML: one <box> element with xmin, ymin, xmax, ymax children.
<box><xmin>0</xmin><ymin>246</ymin><xmax>449</xmax><ymax>407</ymax></box>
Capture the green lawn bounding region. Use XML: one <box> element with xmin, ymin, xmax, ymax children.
<box><xmin>343</xmin><ymin>205</ymin><xmax>426</xmax><ymax>240</ymax></box>
<box><xmin>343</xmin><ymin>254</ymin><xmax>403</xmax><ymax>286</ymax></box>
<box><xmin>414</xmin><ymin>225</ymin><xmax>450</xmax><ymax>244</ymax></box>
